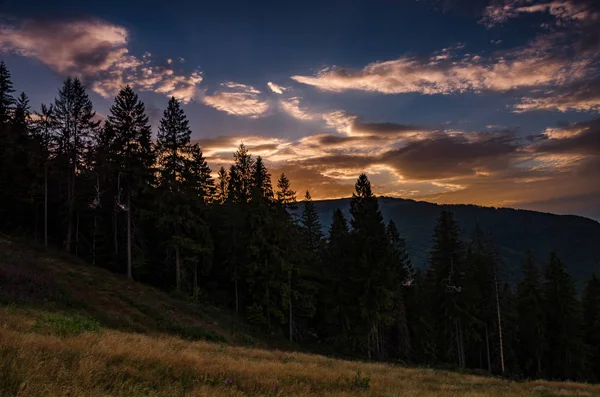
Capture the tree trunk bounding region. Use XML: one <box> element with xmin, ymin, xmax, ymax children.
<box><xmin>127</xmin><ymin>190</ymin><xmax>132</xmax><ymax>280</ymax></box>
<box><xmin>494</xmin><ymin>264</ymin><xmax>505</xmax><ymax>374</ymax></box>
<box><xmin>288</xmin><ymin>269</ymin><xmax>293</xmax><ymax>342</ymax></box>
<box><xmin>44</xmin><ymin>162</ymin><xmax>48</xmax><ymax>250</ymax></box>
<box><xmin>265</xmin><ymin>258</ymin><xmax>271</xmax><ymax>329</ymax></box>
<box><xmin>92</xmin><ymin>214</ymin><xmax>97</xmax><ymax>266</ymax></box>
<box><xmin>234</xmin><ymin>261</ymin><xmax>239</xmax><ymax>313</ymax></box>
<box><xmin>113</xmin><ymin>212</ymin><xmax>118</xmax><ymax>261</ymax></box>
<box><xmin>485</xmin><ymin>323</ymin><xmax>492</xmax><ymax>373</ymax></box>
<box><xmin>193</xmin><ymin>258</ymin><xmax>199</xmax><ymax>296</ymax></box>
<box><xmin>175</xmin><ymin>244</ymin><xmax>181</xmax><ymax>291</ymax></box>
<box><xmin>65</xmin><ymin>166</ymin><xmax>73</xmax><ymax>252</ymax></box>
<box><xmin>75</xmin><ymin>211</ymin><xmax>80</xmax><ymax>257</ymax></box>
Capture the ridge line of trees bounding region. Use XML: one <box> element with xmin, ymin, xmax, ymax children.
<box><xmin>1</xmin><ymin>61</ymin><xmax>600</xmax><ymax>382</ymax></box>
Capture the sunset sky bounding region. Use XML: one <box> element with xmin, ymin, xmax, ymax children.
<box><xmin>1</xmin><ymin>0</ymin><xmax>599</xmax><ymax>220</ymax></box>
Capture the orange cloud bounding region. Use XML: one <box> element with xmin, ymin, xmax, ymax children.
<box><xmin>202</xmin><ymin>82</ymin><xmax>270</xmax><ymax>118</ymax></box>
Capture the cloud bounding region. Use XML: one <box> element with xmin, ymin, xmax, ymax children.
<box><xmin>290</xmin><ymin>47</ymin><xmax>589</xmax><ymax>95</ymax></box>
<box><xmin>0</xmin><ymin>18</ymin><xmax>202</xmax><ymax>102</ymax></box>
<box><xmin>533</xmin><ymin>118</ymin><xmax>600</xmax><ymax>154</ymax></box>
<box><xmin>203</xmin><ymin>82</ymin><xmax>270</xmax><ymax>118</ymax></box>
<box><xmin>279</xmin><ymin>97</ymin><xmax>316</xmax><ymax>120</ymax></box>
<box><xmin>267</xmin><ymin>82</ymin><xmax>286</xmax><ymax>94</ymax></box>
<box><xmin>481</xmin><ymin>0</ymin><xmax>599</xmax><ymax>27</ymax></box>
<box><xmin>380</xmin><ymin>131</ymin><xmax>518</xmax><ymax>180</ymax></box>
<box><xmin>514</xmin><ymin>79</ymin><xmax>600</xmax><ymax>113</ymax></box>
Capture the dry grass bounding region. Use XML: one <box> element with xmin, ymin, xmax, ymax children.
<box><xmin>2</xmin><ymin>237</ymin><xmax>600</xmax><ymax>396</ymax></box>
<box><xmin>2</xmin><ymin>307</ymin><xmax>600</xmax><ymax>396</ymax></box>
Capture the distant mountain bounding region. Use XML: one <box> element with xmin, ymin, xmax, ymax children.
<box><xmin>306</xmin><ymin>197</ymin><xmax>600</xmax><ymax>291</ymax></box>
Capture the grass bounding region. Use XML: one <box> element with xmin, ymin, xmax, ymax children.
<box><xmin>2</xmin><ymin>315</ymin><xmax>600</xmax><ymax>396</ymax></box>
<box><xmin>2</xmin><ymin>237</ymin><xmax>600</xmax><ymax>396</ymax></box>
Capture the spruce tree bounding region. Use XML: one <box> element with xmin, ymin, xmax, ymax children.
<box><xmin>543</xmin><ymin>252</ymin><xmax>585</xmax><ymax>380</ymax></box>
<box><xmin>104</xmin><ymin>86</ymin><xmax>155</xmax><ymax>279</ymax></box>
<box><xmin>31</xmin><ymin>104</ymin><xmax>58</xmax><ymax>248</ymax></box>
<box><xmin>349</xmin><ymin>173</ymin><xmax>393</xmax><ymax>359</ymax></box>
<box><xmin>215</xmin><ymin>166</ymin><xmax>229</xmax><ymax>203</ymax></box>
<box><xmin>53</xmin><ymin>77</ymin><xmax>100</xmax><ymax>253</ymax></box>
<box><xmin>0</xmin><ymin>61</ymin><xmax>15</xmax><ymax>126</ymax></box>
<box><xmin>386</xmin><ymin>219</ymin><xmax>411</xmax><ymax>360</ymax></box>
<box><xmin>516</xmin><ymin>251</ymin><xmax>545</xmax><ymax>378</ymax></box>
<box><xmin>276</xmin><ymin>173</ymin><xmax>297</xmax><ymax>210</ymax></box>
<box><xmin>155</xmin><ymin>96</ymin><xmax>192</xmax><ymax>291</ymax></box>
<box><xmin>428</xmin><ymin>210</ymin><xmax>467</xmax><ymax>367</ymax></box>
<box><xmin>301</xmin><ymin>191</ymin><xmax>323</xmax><ymax>255</ymax></box>
<box><xmin>0</xmin><ymin>62</ymin><xmax>16</xmax><ymax>231</ymax></box>
<box><xmin>318</xmin><ymin>208</ymin><xmax>351</xmax><ymax>346</ymax></box>
<box><xmin>232</xmin><ymin>143</ymin><xmax>254</xmax><ymax>203</ymax></box>
<box><xmin>583</xmin><ymin>274</ymin><xmax>600</xmax><ymax>381</ymax></box>
<box><xmin>251</xmin><ymin>156</ymin><xmax>274</xmax><ymax>202</ymax></box>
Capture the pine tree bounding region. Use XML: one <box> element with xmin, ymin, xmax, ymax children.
<box><xmin>463</xmin><ymin>226</ymin><xmax>496</xmax><ymax>372</ymax></box>
<box><xmin>543</xmin><ymin>252</ymin><xmax>585</xmax><ymax>380</ymax></box>
<box><xmin>251</xmin><ymin>156</ymin><xmax>273</xmax><ymax>202</ymax></box>
<box><xmin>0</xmin><ymin>90</ymin><xmax>34</xmax><ymax>233</ymax></box>
<box><xmin>516</xmin><ymin>251</ymin><xmax>545</xmax><ymax>378</ymax></box>
<box><xmin>0</xmin><ymin>61</ymin><xmax>17</xmax><ymax>231</ymax></box>
<box><xmin>53</xmin><ymin>77</ymin><xmax>100</xmax><ymax>253</ymax></box>
<box><xmin>104</xmin><ymin>86</ymin><xmax>155</xmax><ymax>279</ymax></box>
<box><xmin>428</xmin><ymin>210</ymin><xmax>467</xmax><ymax>367</ymax></box>
<box><xmin>349</xmin><ymin>173</ymin><xmax>393</xmax><ymax>359</ymax></box>
<box><xmin>301</xmin><ymin>191</ymin><xmax>323</xmax><ymax>254</ymax></box>
<box><xmin>215</xmin><ymin>166</ymin><xmax>229</xmax><ymax>203</ymax></box>
<box><xmin>583</xmin><ymin>274</ymin><xmax>600</xmax><ymax>381</ymax></box>
<box><xmin>386</xmin><ymin>219</ymin><xmax>411</xmax><ymax>360</ymax></box>
<box><xmin>0</xmin><ymin>61</ymin><xmax>15</xmax><ymax>126</ymax></box>
<box><xmin>276</xmin><ymin>173</ymin><xmax>297</xmax><ymax>210</ymax></box>
<box><xmin>317</xmin><ymin>208</ymin><xmax>351</xmax><ymax>347</ymax></box>
<box><xmin>31</xmin><ymin>104</ymin><xmax>58</xmax><ymax>248</ymax></box>
<box><xmin>232</xmin><ymin>143</ymin><xmax>254</xmax><ymax>203</ymax></box>
<box><xmin>246</xmin><ymin>155</ymin><xmax>277</xmax><ymax>328</ymax></box>
<box><xmin>155</xmin><ymin>96</ymin><xmax>192</xmax><ymax>291</ymax></box>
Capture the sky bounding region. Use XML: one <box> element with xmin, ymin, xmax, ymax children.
<box><xmin>1</xmin><ymin>0</ymin><xmax>599</xmax><ymax>220</ymax></box>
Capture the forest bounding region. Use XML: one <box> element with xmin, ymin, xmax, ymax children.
<box><xmin>1</xmin><ymin>60</ymin><xmax>599</xmax><ymax>383</ymax></box>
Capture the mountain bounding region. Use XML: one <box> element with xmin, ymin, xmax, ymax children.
<box><xmin>307</xmin><ymin>197</ymin><xmax>600</xmax><ymax>291</ymax></box>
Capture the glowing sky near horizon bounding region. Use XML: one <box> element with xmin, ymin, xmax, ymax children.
<box><xmin>1</xmin><ymin>0</ymin><xmax>599</xmax><ymax>219</ymax></box>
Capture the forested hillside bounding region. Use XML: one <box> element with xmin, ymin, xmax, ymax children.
<box><xmin>310</xmin><ymin>198</ymin><xmax>600</xmax><ymax>290</ymax></box>
<box><xmin>2</xmin><ymin>60</ymin><xmax>600</xmax><ymax>384</ymax></box>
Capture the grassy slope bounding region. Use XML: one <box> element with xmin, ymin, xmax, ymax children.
<box><xmin>2</xmin><ymin>237</ymin><xmax>600</xmax><ymax>396</ymax></box>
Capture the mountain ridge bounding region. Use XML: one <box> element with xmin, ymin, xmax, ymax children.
<box><xmin>307</xmin><ymin>196</ymin><xmax>600</xmax><ymax>291</ymax></box>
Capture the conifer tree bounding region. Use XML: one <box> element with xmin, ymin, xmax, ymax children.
<box><xmin>31</xmin><ymin>104</ymin><xmax>58</xmax><ymax>248</ymax></box>
<box><xmin>251</xmin><ymin>156</ymin><xmax>274</xmax><ymax>202</ymax></box>
<box><xmin>0</xmin><ymin>61</ymin><xmax>16</xmax><ymax>231</ymax></box>
<box><xmin>155</xmin><ymin>96</ymin><xmax>193</xmax><ymax>291</ymax></box>
<box><xmin>583</xmin><ymin>274</ymin><xmax>600</xmax><ymax>381</ymax></box>
<box><xmin>428</xmin><ymin>210</ymin><xmax>467</xmax><ymax>367</ymax></box>
<box><xmin>53</xmin><ymin>77</ymin><xmax>100</xmax><ymax>253</ymax></box>
<box><xmin>232</xmin><ymin>143</ymin><xmax>254</xmax><ymax>203</ymax></box>
<box><xmin>386</xmin><ymin>219</ymin><xmax>411</xmax><ymax>360</ymax></box>
<box><xmin>349</xmin><ymin>173</ymin><xmax>393</xmax><ymax>359</ymax></box>
<box><xmin>0</xmin><ymin>61</ymin><xmax>15</xmax><ymax>126</ymax></box>
<box><xmin>516</xmin><ymin>251</ymin><xmax>545</xmax><ymax>378</ymax></box>
<box><xmin>215</xmin><ymin>166</ymin><xmax>229</xmax><ymax>203</ymax></box>
<box><xmin>104</xmin><ymin>86</ymin><xmax>155</xmax><ymax>279</ymax></box>
<box><xmin>543</xmin><ymin>252</ymin><xmax>585</xmax><ymax>380</ymax></box>
<box><xmin>317</xmin><ymin>208</ymin><xmax>351</xmax><ymax>346</ymax></box>
<box><xmin>276</xmin><ymin>173</ymin><xmax>297</xmax><ymax>210</ymax></box>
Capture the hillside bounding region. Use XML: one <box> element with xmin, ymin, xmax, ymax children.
<box><xmin>310</xmin><ymin>197</ymin><xmax>600</xmax><ymax>289</ymax></box>
<box><xmin>2</xmin><ymin>238</ymin><xmax>600</xmax><ymax>396</ymax></box>
<box><xmin>0</xmin><ymin>236</ymin><xmax>268</xmax><ymax>348</ymax></box>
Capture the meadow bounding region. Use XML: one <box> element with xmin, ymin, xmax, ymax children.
<box><xmin>1</xmin><ymin>238</ymin><xmax>600</xmax><ymax>396</ymax></box>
